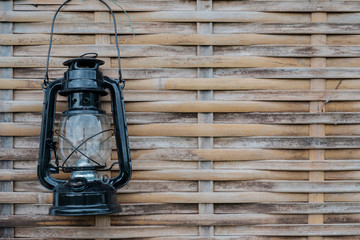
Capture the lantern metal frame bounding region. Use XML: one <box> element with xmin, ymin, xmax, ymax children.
<box><xmin>37</xmin><ymin>0</ymin><xmax>132</xmax><ymax>216</ymax></box>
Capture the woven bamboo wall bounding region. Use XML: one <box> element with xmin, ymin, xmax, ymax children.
<box><xmin>2</xmin><ymin>0</ymin><xmax>360</xmax><ymax>239</ymax></box>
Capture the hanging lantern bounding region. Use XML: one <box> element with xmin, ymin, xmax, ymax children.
<box><xmin>38</xmin><ymin>0</ymin><xmax>132</xmax><ymax>216</ymax></box>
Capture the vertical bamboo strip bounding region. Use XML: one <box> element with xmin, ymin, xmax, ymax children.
<box><xmin>308</xmin><ymin>7</ymin><xmax>327</xmax><ymax>240</ymax></box>
<box><xmin>94</xmin><ymin>11</ymin><xmax>111</xmax><ymax>238</ymax></box>
<box><xmin>197</xmin><ymin>0</ymin><xmax>214</xmax><ymax>237</ymax></box>
<box><xmin>0</xmin><ymin>0</ymin><xmax>14</xmax><ymax>238</ymax></box>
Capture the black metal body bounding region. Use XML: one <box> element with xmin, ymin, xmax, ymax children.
<box><xmin>50</xmin><ymin>178</ymin><xmax>121</xmax><ymax>216</ymax></box>
<box><xmin>38</xmin><ymin>57</ymin><xmax>132</xmax><ymax>215</ymax></box>
<box><xmin>37</xmin><ymin>0</ymin><xmax>131</xmax><ymax>216</ymax></box>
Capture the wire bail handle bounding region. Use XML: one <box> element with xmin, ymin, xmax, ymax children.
<box><xmin>43</xmin><ymin>0</ymin><xmax>124</xmax><ymax>89</ymax></box>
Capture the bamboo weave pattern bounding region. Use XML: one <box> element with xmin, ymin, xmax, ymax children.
<box><xmin>2</xmin><ymin>0</ymin><xmax>360</xmax><ymax>238</ymax></box>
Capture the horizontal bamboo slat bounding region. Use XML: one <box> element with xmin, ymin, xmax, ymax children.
<box><xmin>14</xmin><ymin>0</ymin><xmax>196</xmax><ymax>12</ymax></box>
<box><xmin>0</xmin><ymin>34</ymin><xmax>94</xmax><ymax>46</ymax></box>
<box><xmin>14</xmin><ymin>44</ymin><xmax>197</xmax><ymax>58</ymax></box>
<box><xmin>214</xmin><ymin>113</ymin><xmax>360</xmax><ymax>124</ymax></box>
<box><xmin>10</xmin><ymin>89</ymin><xmax>360</xmax><ymax>102</ymax></box>
<box><xmin>0</xmin><ymin>33</ymin><xmax>311</xmax><ymax>46</ymax></box>
<box><xmin>215</xmin><ymin>45</ymin><xmax>360</xmax><ymax>57</ymax></box>
<box><xmin>15</xmin><ymin>226</ymin><xmax>198</xmax><ymax>239</ymax></box>
<box><xmin>0</xmin><ymin>169</ymin><xmax>308</xmax><ymax>181</ymax></box>
<box><xmin>1</xmin><ymin>148</ymin><xmax>358</xmax><ymax>163</ymax></box>
<box><xmin>0</xmin><ymin>215</ymin><xmax>94</xmax><ymax>227</ymax></box>
<box><xmin>0</xmin><ymin>192</ymin><xmax>39</xmax><ymax>204</ymax></box>
<box><xmin>15</xmin><ymin>67</ymin><xmax>360</xmax><ymax>79</ymax></box>
<box><xmin>215</xmin><ymin>224</ymin><xmax>360</xmax><ymax>236</ymax></box>
<box><xmin>14</xmin><ymin>1</ymin><xmax>360</xmax><ymax>12</ymax></box>
<box><xmin>215</xmin><ymin>202</ymin><xmax>360</xmax><ymax>214</ymax></box>
<box><xmin>0</xmin><ymin>100</ymin><xmax>310</xmax><ymax>113</ymax></box>
<box><xmin>215</xmin><ymin>67</ymin><xmax>360</xmax><ymax>79</ymax></box>
<box><xmin>214</xmin><ymin>181</ymin><xmax>360</xmax><ymax>193</ymax></box>
<box><xmin>213</xmin><ymin>1</ymin><xmax>360</xmax><ymax>12</ymax></box>
<box><xmin>125</xmin><ymin>101</ymin><xmax>310</xmax><ymax>113</ymax></box>
<box><xmin>131</xmin><ymin>170</ymin><xmax>309</xmax><ymax>181</ymax></box>
<box><xmin>0</xmin><ymin>191</ymin><xmax>309</xmax><ymax>204</ymax></box>
<box><xmin>214</xmin><ymin>137</ymin><xmax>360</xmax><ymax>149</ymax></box>
<box><xmin>128</xmin><ymin>124</ymin><xmax>309</xmax><ymax>136</ymax></box>
<box><xmin>2</xmin><ymin>78</ymin><xmax>360</xmax><ymax>91</ymax></box>
<box><xmin>5</xmin><ymin>122</ymin><xmax>360</xmax><ymax>137</ymax></box>
<box><xmin>13</xmin><ymin>22</ymin><xmax>360</xmax><ymax>35</ymax></box>
<box><xmin>0</xmin><ymin>214</ymin><xmax>304</xmax><ymax>227</ymax></box>
<box><xmin>214</xmin><ymin>90</ymin><xmax>360</xmax><ymax>101</ymax></box>
<box><xmin>0</xmin><ymin>56</ymin><xmax>310</xmax><ymax>68</ymax></box>
<box><xmin>214</xmin><ymin>160</ymin><xmax>360</xmax><ymax>171</ymax></box>
<box><xmin>214</xmin><ymin>23</ymin><xmax>360</xmax><ymax>34</ymax></box>
<box><xmin>0</xmin><ymin>11</ymin><xmax>92</xmax><ymax>22</ymax></box>
<box><xmin>0</xmin><ymin>11</ymin><xmax>310</xmax><ymax>23</ymax></box>
<box><xmin>110</xmin><ymin>213</ymin><xmax>360</xmax><ymax>225</ymax></box>
<box><xmin>118</xmin><ymin>192</ymin><xmax>308</xmax><ymax>204</ymax></box>
<box><xmin>15</xmin><ymin>43</ymin><xmax>360</xmax><ymax>59</ymax></box>
<box><xmin>1</xmin><ymin>148</ymin><xmax>307</xmax><ymax>161</ymax></box>
<box><xmin>127</xmin><ymin>78</ymin><xmax>311</xmax><ymax>90</ymax></box>
<box><xmin>111</xmin><ymin>214</ymin><xmax>306</xmax><ymax>226</ymax></box>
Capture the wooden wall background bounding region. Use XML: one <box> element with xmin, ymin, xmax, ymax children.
<box><xmin>3</xmin><ymin>0</ymin><xmax>360</xmax><ymax>239</ymax></box>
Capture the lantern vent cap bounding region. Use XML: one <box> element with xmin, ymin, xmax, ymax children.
<box><xmin>60</xmin><ymin>53</ymin><xmax>107</xmax><ymax>96</ymax></box>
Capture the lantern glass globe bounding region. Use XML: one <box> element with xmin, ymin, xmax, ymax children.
<box><xmin>58</xmin><ymin>113</ymin><xmax>112</xmax><ymax>171</ymax></box>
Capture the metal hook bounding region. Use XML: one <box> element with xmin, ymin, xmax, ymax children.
<box><xmin>44</xmin><ymin>0</ymin><xmax>124</xmax><ymax>87</ymax></box>
<box><xmin>101</xmin><ymin>174</ymin><xmax>110</xmax><ymax>184</ymax></box>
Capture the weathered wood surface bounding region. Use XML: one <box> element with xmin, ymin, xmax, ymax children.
<box><xmin>0</xmin><ymin>33</ymin><xmax>310</xmax><ymax>46</ymax></box>
<box><xmin>214</xmin><ymin>137</ymin><xmax>360</xmax><ymax>149</ymax></box>
<box><xmin>9</xmin><ymin>89</ymin><xmax>360</xmax><ymax>102</ymax></box>
<box><xmin>14</xmin><ymin>0</ymin><xmax>196</xmax><ymax>12</ymax></box>
<box><xmin>17</xmin><ymin>67</ymin><xmax>359</xmax><ymax>79</ymax></box>
<box><xmin>0</xmin><ymin>11</ymin><xmax>92</xmax><ymax>22</ymax></box>
<box><xmin>0</xmin><ymin>215</ymin><xmax>94</xmax><ymax>227</ymax></box>
<box><xmin>3</xmin><ymin>78</ymin><xmax>360</xmax><ymax>91</ymax></box>
<box><xmin>213</xmin><ymin>23</ymin><xmax>360</xmax><ymax>34</ymax></box>
<box><xmin>215</xmin><ymin>224</ymin><xmax>360</xmax><ymax>236</ymax></box>
<box><xmin>0</xmin><ymin>122</ymin><xmax>311</xmax><ymax>136</ymax></box>
<box><xmin>0</xmin><ymin>169</ymin><xmax>309</xmax><ymax>181</ymax></box>
<box><xmin>0</xmin><ymin>56</ymin><xmax>310</xmax><ymax>68</ymax></box>
<box><xmin>215</xmin><ymin>67</ymin><xmax>360</xmax><ymax>79</ymax></box>
<box><xmin>111</xmin><ymin>214</ymin><xmax>307</xmax><ymax>226</ymax></box>
<box><xmin>4</xmin><ymin>147</ymin><xmax>360</xmax><ymax>162</ymax></box>
<box><xmin>5</xmin><ymin>122</ymin><xmax>360</xmax><ymax>137</ymax></box>
<box><xmin>214</xmin><ymin>113</ymin><xmax>360</xmax><ymax>124</ymax></box>
<box><xmin>14</xmin><ymin>22</ymin><xmax>197</xmax><ymax>34</ymax></box>
<box><xmin>3</xmin><ymin>0</ymin><xmax>360</xmax><ymax>238</ymax></box>
<box><xmin>21</xmin><ymin>44</ymin><xmax>360</xmax><ymax>58</ymax></box>
<box><xmin>15</xmin><ymin>226</ymin><xmax>199</xmax><ymax>239</ymax></box>
<box><xmin>117</xmin><ymin>192</ymin><xmax>308</xmax><ymax>204</ymax></box>
<box><xmin>1</xmin><ymin>11</ymin><xmax>310</xmax><ymax>23</ymax></box>
<box><xmin>15</xmin><ymin>22</ymin><xmax>360</xmax><ymax>35</ymax></box>
<box><xmin>213</xmin><ymin>1</ymin><xmax>360</xmax><ymax>12</ymax></box>
<box><xmin>13</xmin><ymin>1</ymin><xmax>360</xmax><ymax>12</ymax></box>
<box><xmin>0</xmin><ymin>214</ymin><xmax>305</xmax><ymax>227</ymax></box>
<box><xmin>7</xmin><ymin>111</ymin><xmax>360</xmax><ymax>124</ymax></box>
<box><xmin>14</xmin><ymin>44</ymin><xmax>197</xmax><ymax>57</ymax></box>
<box><xmin>0</xmin><ymin>100</ymin><xmax>310</xmax><ymax>113</ymax></box>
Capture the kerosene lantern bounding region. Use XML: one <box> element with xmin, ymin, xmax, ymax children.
<box><xmin>38</xmin><ymin>0</ymin><xmax>132</xmax><ymax>216</ymax></box>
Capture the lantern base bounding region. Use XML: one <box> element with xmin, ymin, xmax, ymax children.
<box><xmin>50</xmin><ymin>179</ymin><xmax>121</xmax><ymax>216</ymax></box>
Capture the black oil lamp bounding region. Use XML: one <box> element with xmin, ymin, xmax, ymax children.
<box><xmin>38</xmin><ymin>0</ymin><xmax>131</xmax><ymax>216</ymax></box>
